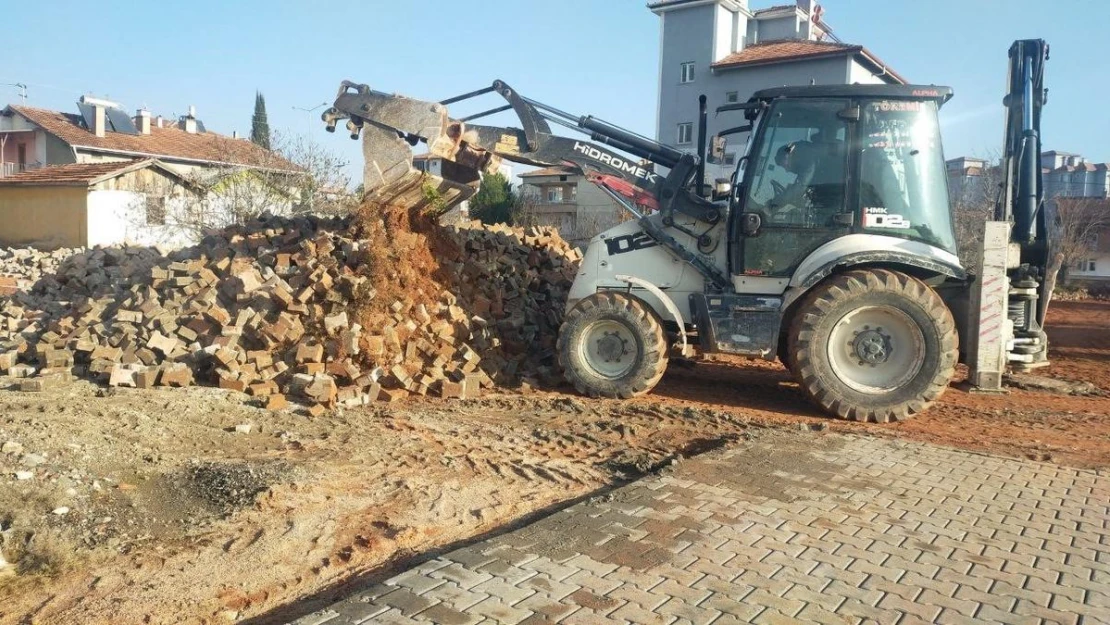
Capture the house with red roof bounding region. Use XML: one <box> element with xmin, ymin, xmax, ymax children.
<box><xmin>0</xmin><ymin>97</ymin><xmax>301</xmax><ymax>249</ymax></box>
<box><xmin>650</xmin><ymin>0</ymin><xmax>905</xmax><ymax>184</ymax></box>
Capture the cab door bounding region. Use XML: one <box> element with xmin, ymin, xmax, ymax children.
<box><xmin>731</xmin><ymin>98</ymin><xmax>854</xmax><ymax>291</ymax></box>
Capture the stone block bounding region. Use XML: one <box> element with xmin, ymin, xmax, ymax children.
<box><xmin>296</xmin><ymin>342</ymin><xmax>324</xmax><ymax>363</ymax></box>
<box><xmin>265</xmin><ymin>394</ymin><xmax>289</xmax><ymax>411</ymax></box>
<box><xmin>8</xmin><ymin>364</ymin><xmax>37</xmax><ymax>378</ymax></box>
<box><xmin>160</xmin><ymin>364</ymin><xmax>194</xmax><ymax>387</ymax></box>
<box><xmin>324</xmin><ymin>311</ymin><xmax>349</xmax><ymax>335</ymax></box>
<box><xmin>109</xmin><ymin>365</ymin><xmax>137</xmax><ymax>388</ymax></box>
<box><xmin>134</xmin><ymin>368</ymin><xmax>160</xmax><ymax>389</ymax></box>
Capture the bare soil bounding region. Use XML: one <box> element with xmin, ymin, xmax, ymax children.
<box><xmin>0</xmin><ymin>299</ymin><xmax>1106</xmax><ymax>624</ymax></box>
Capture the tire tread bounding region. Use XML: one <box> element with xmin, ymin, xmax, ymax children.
<box><xmin>787</xmin><ymin>269</ymin><xmax>958</xmax><ymax>422</ymax></box>
<box><xmin>557</xmin><ymin>292</ymin><xmax>669</xmax><ymax>399</ymax></box>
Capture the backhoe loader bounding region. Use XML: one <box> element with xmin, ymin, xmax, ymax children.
<box><xmin>321</xmin><ymin>39</ymin><xmax>1057</xmax><ymax>422</ymax></box>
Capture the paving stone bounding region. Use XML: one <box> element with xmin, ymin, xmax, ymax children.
<box><xmin>466</xmin><ymin>597</ymin><xmax>532</xmax><ymax>624</ymax></box>
<box><xmin>287</xmin><ymin>434</ymin><xmax>1110</xmax><ymax>625</ymax></box>
<box><xmin>378</xmin><ymin>588</ymin><xmax>438</xmax><ymax>617</ymax></box>
<box><xmin>609</xmin><ymin>602</ymin><xmax>673</xmax><ymax>624</ymax></box>
<box><xmin>413</xmin><ymin>603</ymin><xmax>482</xmax><ymax>625</ymax></box>
<box><xmin>652</xmin><ymin>597</ymin><xmax>721</xmax><ymax>624</ymax></box>
<box><xmin>472</xmin><ymin>576</ymin><xmax>535</xmax><ymax>606</ymax></box>
<box><xmin>432</xmin><ymin>563</ymin><xmax>495</xmax><ymax>590</ymax></box>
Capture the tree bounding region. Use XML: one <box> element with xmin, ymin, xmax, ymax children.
<box><xmin>251</xmin><ymin>92</ymin><xmax>271</xmax><ymax>150</ymax></box>
<box><xmin>469</xmin><ymin>172</ymin><xmax>514</xmax><ymax>225</ymax></box>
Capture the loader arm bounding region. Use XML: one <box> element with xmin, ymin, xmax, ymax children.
<box><xmin>321</xmin><ymin>80</ymin><xmax>721</xmax><ymax>225</ymax></box>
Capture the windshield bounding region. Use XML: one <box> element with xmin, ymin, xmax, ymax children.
<box><xmin>858</xmin><ymin>99</ymin><xmax>956</xmax><ymax>253</ymax></box>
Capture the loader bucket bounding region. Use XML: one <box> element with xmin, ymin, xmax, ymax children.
<box><xmin>323</xmin><ymin>81</ymin><xmax>496</xmax><ymax>214</ymax></box>
<box><xmin>359</xmin><ymin>122</ymin><xmax>480</xmax><ymax>215</ymax></box>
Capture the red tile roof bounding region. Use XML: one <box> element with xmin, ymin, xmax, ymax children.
<box><xmin>519</xmin><ymin>165</ymin><xmax>581</xmax><ymax>178</ymax></box>
<box><xmin>712</xmin><ymin>40</ymin><xmax>907</xmax><ymax>84</ymax></box>
<box><xmin>0</xmin><ymin>159</ymin><xmax>190</xmax><ymax>187</ymax></box>
<box><xmin>0</xmin><ymin>161</ymin><xmax>140</xmax><ymax>186</ymax></box>
<box><xmin>7</xmin><ymin>106</ymin><xmax>299</xmax><ymax>172</ymax></box>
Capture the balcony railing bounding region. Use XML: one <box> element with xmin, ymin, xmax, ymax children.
<box><xmin>0</xmin><ymin>162</ymin><xmax>43</xmax><ymax>178</ymax></box>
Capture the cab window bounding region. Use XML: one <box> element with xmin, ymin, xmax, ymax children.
<box><xmin>745</xmin><ymin>99</ymin><xmax>849</xmax><ymax>228</ymax></box>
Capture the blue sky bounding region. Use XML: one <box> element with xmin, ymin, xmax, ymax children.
<box><xmin>3</xmin><ymin>0</ymin><xmax>1104</xmax><ymax>183</ymax></box>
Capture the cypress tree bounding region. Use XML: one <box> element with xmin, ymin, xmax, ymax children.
<box><xmin>251</xmin><ymin>92</ymin><xmax>271</xmax><ymax>150</ymax></box>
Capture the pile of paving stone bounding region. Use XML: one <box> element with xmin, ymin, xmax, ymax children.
<box><xmin>0</xmin><ymin>213</ymin><xmax>580</xmax><ymax>412</ymax></box>
<box><xmin>0</xmin><ymin>246</ymin><xmax>84</xmax><ymax>296</ymax></box>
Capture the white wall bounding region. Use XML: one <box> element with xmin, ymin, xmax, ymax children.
<box><xmin>87</xmin><ymin>189</ymin><xmax>196</xmax><ymax>248</ymax></box>
<box><xmin>1070</xmin><ymin>253</ymin><xmax>1110</xmax><ymax>281</ymax></box>
<box><xmin>848</xmin><ymin>58</ymin><xmax>893</xmax><ymax>85</ymax></box>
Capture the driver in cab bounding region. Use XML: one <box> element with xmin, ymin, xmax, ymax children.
<box><xmin>768</xmin><ymin>135</ymin><xmax>844</xmax><ymax>226</ymax></box>
<box><xmin>770</xmin><ymin>141</ymin><xmax>819</xmax><ymax>219</ymax></box>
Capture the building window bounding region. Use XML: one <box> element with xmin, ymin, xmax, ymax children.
<box><xmin>725</xmin><ymin>91</ymin><xmax>739</xmax><ymax>104</ymax></box>
<box><xmin>677</xmin><ymin>122</ymin><xmax>693</xmax><ymax>145</ymax></box>
<box><xmin>546</xmin><ymin>186</ymin><xmax>563</xmax><ymax>203</ymax></box>
<box><xmin>723</xmin><ymin>152</ymin><xmax>737</xmax><ymax>166</ymax></box>
<box><xmin>680</xmin><ymin>62</ymin><xmax>695</xmax><ymax>84</ymax></box>
<box><xmin>1075</xmin><ymin>259</ymin><xmax>1096</xmax><ymax>272</ymax></box>
<box><xmin>145</xmin><ymin>195</ymin><xmax>167</xmax><ymax>225</ymax></box>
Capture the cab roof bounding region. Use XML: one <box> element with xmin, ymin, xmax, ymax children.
<box><xmin>751</xmin><ymin>84</ymin><xmax>954</xmax><ymax>107</ymax></box>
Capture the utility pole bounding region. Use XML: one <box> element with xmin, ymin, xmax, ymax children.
<box><xmin>1</xmin><ymin>83</ymin><xmax>28</xmax><ymax>103</ymax></box>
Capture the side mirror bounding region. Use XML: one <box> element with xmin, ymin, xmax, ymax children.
<box><xmin>741</xmin><ymin>212</ymin><xmax>762</xmax><ymax>236</ymax></box>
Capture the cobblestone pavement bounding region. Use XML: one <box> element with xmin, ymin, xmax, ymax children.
<box><xmin>289</xmin><ymin>430</ymin><xmax>1109</xmax><ymax>624</ymax></box>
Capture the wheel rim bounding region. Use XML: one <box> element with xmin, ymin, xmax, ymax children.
<box><xmin>827</xmin><ymin>305</ymin><xmax>925</xmax><ymax>394</ymax></box>
<box><xmin>579</xmin><ymin>319</ymin><xmax>639</xmax><ymax>379</ymax></box>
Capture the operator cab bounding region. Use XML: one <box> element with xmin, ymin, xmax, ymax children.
<box><xmin>725</xmin><ymin>85</ymin><xmax>959</xmax><ymax>283</ymax></box>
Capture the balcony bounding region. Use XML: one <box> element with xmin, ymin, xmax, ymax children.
<box><xmin>0</xmin><ymin>162</ymin><xmax>42</xmax><ymax>178</ymax></box>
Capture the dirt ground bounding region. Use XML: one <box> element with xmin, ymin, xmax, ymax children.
<box><xmin>0</xmin><ymin>299</ymin><xmax>1106</xmax><ymax>625</ymax></box>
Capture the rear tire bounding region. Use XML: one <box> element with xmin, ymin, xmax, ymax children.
<box><xmin>558</xmin><ymin>292</ymin><xmax>669</xmax><ymax>399</ymax></box>
<box><xmin>788</xmin><ymin>269</ymin><xmax>957</xmax><ymax>422</ymax></box>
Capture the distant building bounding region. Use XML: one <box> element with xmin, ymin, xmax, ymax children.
<box><xmin>0</xmin><ymin>97</ymin><xmax>294</xmax><ymax>179</ymax></box>
<box><xmin>0</xmin><ymin>159</ymin><xmax>205</xmax><ymax>249</ymax></box>
<box><xmin>518</xmin><ymin>166</ymin><xmax>627</xmax><ymax>248</ymax></box>
<box><xmin>947</xmin><ymin>151</ymin><xmax>1110</xmax><ymax>208</ymax></box>
<box><xmin>946</xmin><ymin>157</ymin><xmax>991</xmax><ymax>207</ymax></box>
<box><xmin>413</xmin><ymin>153</ymin><xmax>513</xmax><ymax>223</ymax></box>
<box><xmin>651</xmin><ymin>0</ymin><xmax>904</xmax><ymax>185</ymax></box>
<box><xmin>0</xmin><ymin>97</ymin><xmax>299</xmax><ymax>249</ymax></box>
<box><xmin>1040</xmin><ymin>151</ymin><xmax>1109</xmax><ymax>200</ymax></box>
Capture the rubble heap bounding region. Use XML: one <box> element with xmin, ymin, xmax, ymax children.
<box><xmin>0</xmin><ymin>212</ymin><xmax>580</xmax><ymax>411</ymax></box>
<box><xmin>0</xmin><ymin>247</ymin><xmax>84</xmax><ymax>296</ymax></box>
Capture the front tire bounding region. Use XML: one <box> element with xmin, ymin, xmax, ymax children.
<box><xmin>558</xmin><ymin>292</ymin><xmax>669</xmax><ymax>399</ymax></box>
<box><xmin>788</xmin><ymin>269</ymin><xmax>958</xmax><ymax>422</ymax></box>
